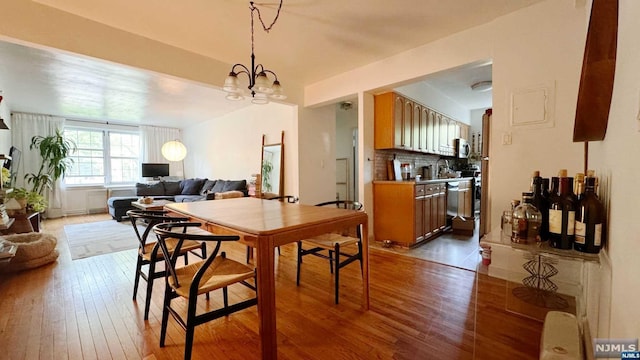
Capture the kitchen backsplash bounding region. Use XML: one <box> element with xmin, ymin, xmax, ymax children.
<box><xmin>374</xmin><ymin>149</ymin><xmax>441</xmax><ymax>180</ymax></box>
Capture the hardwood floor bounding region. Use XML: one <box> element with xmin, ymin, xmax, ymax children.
<box><xmin>0</xmin><ymin>214</ymin><xmax>542</xmax><ymax>359</ymax></box>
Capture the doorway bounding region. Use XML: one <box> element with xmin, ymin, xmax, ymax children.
<box><xmin>335</xmin><ymin>102</ymin><xmax>358</xmax><ymax>201</ymax></box>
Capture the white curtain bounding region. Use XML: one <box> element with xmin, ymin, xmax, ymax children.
<box><xmin>11</xmin><ymin>112</ymin><xmax>65</xmax><ymax>218</ymax></box>
<box><xmin>139</xmin><ymin>126</ymin><xmax>184</xmax><ymax>178</ymax></box>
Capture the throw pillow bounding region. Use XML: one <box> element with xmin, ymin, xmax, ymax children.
<box><xmin>210</xmin><ymin>180</ymin><xmax>226</xmax><ymax>194</ymax></box>
<box><xmin>136</xmin><ymin>182</ymin><xmax>165</xmax><ymax>196</ymax></box>
<box><xmin>222</xmin><ymin>180</ymin><xmax>247</xmax><ymax>192</ymax></box>
<box><xmin>200</xmin><ymin>179</ymin><xmax>216</xmax><ymax>196</ymax></box>
<box><xmin>180</xmin><ymin>178</ymin><xmax>206</xmax><ymax>195</ymax></box>
<box><xmin>163</xmin><ymin>181</ymin><xmax>182</xmax><ymax>196</ymax></box>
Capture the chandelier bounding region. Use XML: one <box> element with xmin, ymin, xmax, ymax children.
<box><xmin>223</xmin><ymin>1</ymin><xmax>286</xmax><ymax>104</ymax></box>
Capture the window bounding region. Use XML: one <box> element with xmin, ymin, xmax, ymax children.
<box><xmin>64</xmin><ymin>128</ymin><xmax>140</xmax><ymax>186</ymax></box>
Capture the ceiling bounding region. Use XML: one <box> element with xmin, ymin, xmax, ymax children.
<box><xmin>0</xmin><ymin>0</ymin><xmax>540</xmax><ymax>128</ymax></box>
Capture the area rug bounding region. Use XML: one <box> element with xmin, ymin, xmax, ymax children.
<box><xmin>64</xmin><ymin>220</ymin><xmax>142</xmax><ymax>260</ymax></box>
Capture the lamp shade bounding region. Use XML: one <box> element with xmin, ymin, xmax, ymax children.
<box><xmin>161</xmin><ymin>140</ymin><xmax>187</xmax><ymax>161</ymax></box>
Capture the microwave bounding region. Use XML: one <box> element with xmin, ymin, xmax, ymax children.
<box><xmin>454</xmin><ymin>138</ymin><xmax>470</xmax><ymax>158</ymax></box>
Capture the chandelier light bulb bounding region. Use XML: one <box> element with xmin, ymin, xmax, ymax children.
<box><xmin>270</xmin><ymin>80</ymin><xmax>286</xmax><ymax>100</ymax></box>
<box><xmin>223</xmin><ymin>72</ymin><xmax>240</xmax><ymax>92</ymax></box>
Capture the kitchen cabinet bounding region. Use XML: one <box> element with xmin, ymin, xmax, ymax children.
<box><xmin>375</xmin><ymin>92</ymin><xmax>413</xmax><ymax>150</ymax></box>
<box><xmin>374</xmin><ymin>181</ymin><xmax>448</xmax><ymax>247</ymax></box>
<box><xmin>439</xmin><ymin>115</ymin><xmax>454</xmax><ymax>156</ymax></box>
<box><xmin>413</xmin><ymin>103</ymin><xmax>428</xmax><ymax>152</ymax></box>
<box><xmin>374</xmin><ymin>91</ymin><xmax>468</xmax><ymax>155</ymax></box>
<box><xmin>427</xmin><ymin>108</ymin><xmax>439</xmax><ymax>154</ymax></box>
<box><xmin>457</xmin><ymin>180</ymin><xmax>473</xmax><ymax>218</ymax></box>
<box><xmin>460</xmin><ymin>123</ymin><xmax>470</xmax><ymax>142</ymax></box>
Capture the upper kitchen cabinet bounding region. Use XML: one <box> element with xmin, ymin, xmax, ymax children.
<box><xmin>375</xmin><ymin>91</ymin><xmax>468</xmax><ymax>155</ymax></box>
<box><xmin>375</xmin><ymin>92</ymin><xmax>413</xmax><ymax>150</ymax></box>
<box><xmin>460</xmin><ymin>123</ymin><xmax>470</xmax><ymax>142</ymax></box>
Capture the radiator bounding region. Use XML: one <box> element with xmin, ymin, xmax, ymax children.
<box><xmin>87</xmin><ymin>189</ymin><xmax>108</xmax><ymax>214</ymax></box>
<box><xmin>107</xmin><ymin>187</ymin><xmax>136</xmax><ymax>198</ymax></box>
<box><xmin>540</xmin><ymin>311</ymin><xmax>582</xmax><ymax>360</ymax></box>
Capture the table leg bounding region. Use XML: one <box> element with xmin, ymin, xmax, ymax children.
<box><xmin>255</xmin><ymin>235</ymin><xmax>278</xmax><ymax>359</ymax></box>
<box><xmin>361</xmin><ymin>217</ymin><xmax>370</xmax><ymax>310</ymax></box>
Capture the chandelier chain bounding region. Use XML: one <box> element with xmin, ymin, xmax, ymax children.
<box><xmin>250</xmin><ymin>1</ymin><xmax>283</xmax><ymax>56</ymax></box>
<box><xmin>250</xmin><ymin>1</ymin><xmax>283</xmax><ymax>32</ymax></box>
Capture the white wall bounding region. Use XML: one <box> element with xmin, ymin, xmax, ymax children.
<box><xmin>587</xmin><ymin>0</ymin><xmax>640</xmax><ymax>340</ymax></box>
<box><xmin>395</xmin><ymin>82</ymin><xmax>471</xmax><ymax>124</ymax></box>
<box><xmin>296</xmin><ymin>105</ymin><xmax>337</xmax><ymax>205</ymax></box>
<box><xmin>182</xmin><ymin>102</ymin><xmax>299</xmax><ymax>198</ymax></box>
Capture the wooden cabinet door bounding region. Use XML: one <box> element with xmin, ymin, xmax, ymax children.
<box><xmin>393</xmin><ymin>94</ymin><xmax>404</xmax><ymax>149</ymax></box>
<box><xmin>437</xmin><ymin>185</ymin><xmax>447</xmax><ymax>230</ymax></box>
<box><xmin>402</xmin><ymin>98</ymin><xmax>414</xmax><ymax>150</ymax></box>
<box><xmin>447</xmin><ymin>118</ymin><xmax>457</xmax><ymax>155</ymax></box>
<box><xmin>412</xmin><ymin>103</ymin><xmax>424</xmax><ymax>152</ymax></box>
<box><xmin>460</xmin><ymin>124</ymin><xmax>470</xmax><ymax>142</ymax></box>
<box><xmin>438</xmin><ymin>114</ymin><xmax>448</xmax><ymax>154</ymax></box>
<box><xmin>458</xmin><ymin>188</ymin><xmax>472</xmax><ymax>217</ymax></box>
<box><xmin>414</xmin><ymin>185</ymin><xmax>425</xmax><ymax>242</ymax></box>
<box><xmin>453</xmin><ymin>121</ymin><xmax>461</xmax><ymax>141</ymax></box>
<box><xmin>430</xmin><ymin>110</ymin><xmax>439</xmax><ymax>154</ymax></box>
<box><xmin>424</xmin><ymin>185</ymin><xmax>434</xmax><ymax>237</ymax></box>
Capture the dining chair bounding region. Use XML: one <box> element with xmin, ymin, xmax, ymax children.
<box><xmin>296</xmin><ymin>200</ymin><xmax>363</xmax><ymax>304</ymax></box>
<box><xmin>245</xmin><ymin>195</ymin><xmax>299</xmax><ymax>263</ymax></box>
<box><xmin>127</xmin><ymin>209</ymin><xmax>207</xmax><ymax>320</ymax></box>
<box><xmin>153</xmin><ymin>222</ymin><xmax>257</xmax><ymax>360</ymax></box>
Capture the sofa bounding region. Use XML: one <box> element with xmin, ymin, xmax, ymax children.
<box><xmin>107</xmin><ymin>178</ymin><xmax>248</xmax><ymax>221</ymax></box>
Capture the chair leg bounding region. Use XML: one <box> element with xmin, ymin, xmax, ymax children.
<box><xmin>201</xmin><ymin>242</ymin><xmax>207</xmax><ymax>259</ymax></box>
<box><xmin>329</xmin><ymin>250</ymin><xmax>334</xmax><ymax>274</ymax></box>
<box><xmin>159</xmin><ymin>287</ymin><xmax>172</xmax><ymax>347</ymax></box>
<box><xmin>144</xmin><ymin>261</ymin><xmax>156</xmax><ymax>320</ymax></box>
<box><xmin>334</xmin><ymin>244</ymin><xmax>340</xmax><ymax>304</ymax></box>
<box><xmin>358</xmin><ymin>241</ymin><xmax>364</xmax><ymax>275</ymax></box>
<box><xmin>296</xmin><ymin>241</ymin><xmax>302</xmax><ymax>286</ymax></box>
<box><xmin>223</xmin><ymin>286</ymin><xmax>229</xmax><ymax>309</ymax></box>
<box><xmin>184</xmin><ymin>294</ymin><xmax>198</xmax><ymax>360</ymax></box>
<box><xmin>183</xmin><ymin>253</ymin><xmax>189</xmax><ymax>265</ymax></box>
<box><xmin>277</xmin><ymin>246</ymin><xmax>281</xmax><ymax>256</ymax></box>
<box><xmin>132</xmin><ymin>256</ymin><xmax>143</xmax><ymax>300</ymax></box>
<box><xmin>246</xmin><ymin>246</ymin><xmax>251</xmax><ymax>263</ymax></box>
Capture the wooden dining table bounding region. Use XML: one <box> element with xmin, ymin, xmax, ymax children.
<box><xmin>164</xmin><ymin>197</ymin><xmax>369</xmax><ymax>360</ymax></box>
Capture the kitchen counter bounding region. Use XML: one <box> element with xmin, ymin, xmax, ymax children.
<box><xmin>373</xmin><ymin>177</ymin><xmax>475</xmax><ymax>185</ymax></box>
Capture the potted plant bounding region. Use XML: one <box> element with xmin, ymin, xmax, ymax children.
<box><xmin>5</xmin><ymin>187</ymin><xmax>47</xmax><ymax>213</ymax></box>
<box><xmin>24</xmin><ymin>129</ymin><xmax>75</xmax><ymax>197</ymax></box>
<box><xmin>262</xmin><ymin>160</ymin><xmax>273</xmax><ymax>193</ymax></box>
<box><xmin>1</xmin><ymin>167</ymin><xmax>10</xmax><ymax>188</ymax></box>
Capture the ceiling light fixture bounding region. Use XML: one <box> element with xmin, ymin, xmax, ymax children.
<box><xmin>223</xmin><ymin>1</ymin><xmax>286</xmax><ymax>104</ymax></box>
<box><xmin>161</xmin><ymin>140</ymin><xmax>187</xmax><ymax>162</ymax></box>
<box><xmin>470</xmin><ymin>81</ymin><xmax>493</xmax><ymax>92</ymax></box>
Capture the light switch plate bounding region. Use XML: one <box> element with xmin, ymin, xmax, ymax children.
<box><xmin>502</xmin><ymin>132</ymin><xmax>512</xmax><ymax>145</ymax></box>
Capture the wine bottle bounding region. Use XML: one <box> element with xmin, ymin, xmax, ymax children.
<box><xmin>529</xmin><ymin>170</ymin><xmax>540</xmax><ymax>192</ymax></box>
<box><xmin>574</xmin><ymin>173</ymin><xmax>585</xmax><ymax>202</ymax></box>
<box><xmin>532</xmin><ymin>175</ymin><xmax>549</xmax><ymax>241</ymax></box>
<box><xmin>549</xmin><ymin>169</ymin><xmax>577</xmax><ymax>249</ymax></box>
<box><xmin>549</xmin><ymin>176</ymin><xmax>559</xmax><ymax>205</ymax></box>
<box><xmin>574</xmin><ymin>176</ymin><xmax>605</xmax><ymax>253</ymax></box>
